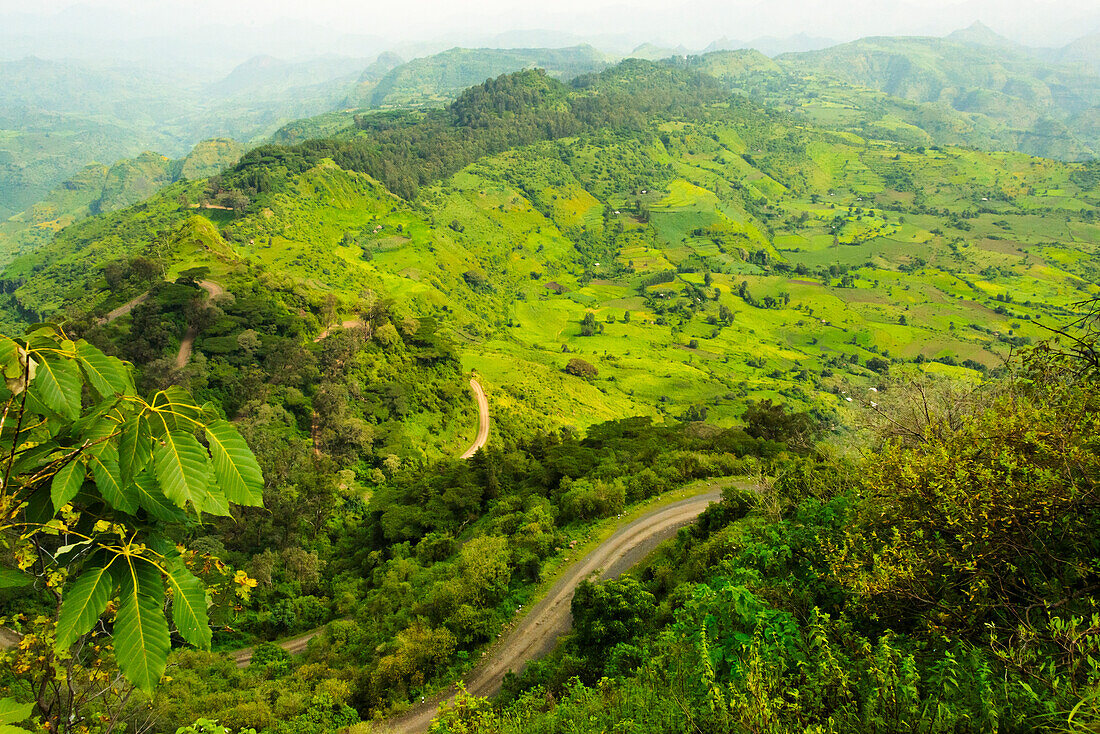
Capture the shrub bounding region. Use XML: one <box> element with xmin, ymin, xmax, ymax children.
<box><xmin>565</xmin><ymin>358</ymin><xmax>599</xmax><ymax>379</ymax></box>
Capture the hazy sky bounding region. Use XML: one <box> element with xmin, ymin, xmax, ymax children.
<box><xmin>4</xmin><ymin>0</ymin><xmax>1100</xmax><ymax>61</ymax></box>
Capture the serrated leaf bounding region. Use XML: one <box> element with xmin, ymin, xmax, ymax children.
<box><xmin>7</xmin><ymin>442</ymin><xmax>57</xmax><ymax>481</ymax></box>
<box><xmin>77</xmin><ymin>410</ymin><xmax>120</xmax><ymax>457</ymax></box>
<box><xmin>119</xmin><ymin>414</ymin><xmax>151</xmax><ymax>484</ymax></box>
<box><xmin>55</xmin><ymin>561</ymin><xmax>114</xmax><ymax>650</ymax></box>
<box><xmin>113</xmin><ymin>556</ymin><xmax>170</xmax><ymax>693</ymax></box>
<box><xmin>88</xmin><ymin>447</ymin><xmax>138</xmax><ymax>513</ymax></box>
<box><xmin>203</xmin><ymin>478</ymin><xmax>231</xmax><ymax>517</ymax></box>
<box><xmin>51</xmin><ymin>458</ymin><xmax>85</xmax><ymax>511</ymax></box>
<box><xmin>30</xmin><ymin>354</ymin><xmax>82</xmax><ymax>420</ymax></box>
<box><xmin>153</xmin><ymin>430</ymin><xmax>211</xmax><ymax>510</ymax></box>
<box><xmin>0</xmin><ymin>568</ymin><xmax>31</xmax><ymax>589</ymax></box>
<box><xmin>165</xmin><ymin>558</ymin><xmax>211</xmax><ymax>649</ymax></box>
<box><xmin>133</xmin><ymin>470</ymin><xmax>185</xmax><ymax>522</ymax></box>
<box><xmin>75</xmin><ymin>340</ymin><xmax>129</xmax><ymax>398</ymax></box>
<box><xmin>204</xmin><ymin>419</ymin><xmax>263</xmax><ymax>507</ymax></box>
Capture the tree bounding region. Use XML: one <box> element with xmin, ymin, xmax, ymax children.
<box><xmin>742</xmin><ymin>399</ymin><xmax>816</xmax><ymax>451</ymax></box>
<box><xmin>571</xmin><ymin>577</ymin><xmax>655</xmax><ymax>671</ymax></box>
<box><xmin>0</xmin><ymin>325</ymin><xmax>264</xmax><ymax>732</ymax></box>
<box><xmin>580</xmin><ymin>312</ymin><xmax>597</xmax><ymax>337</ymax></box>
<box><xmin>565</xmin><ymin>358</ymin><xmax>598</xmax><ymax>380</ymax></box>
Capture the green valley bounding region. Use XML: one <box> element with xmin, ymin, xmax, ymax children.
<box><xmin>0</xmin><ymin>35</ymin><xmax>1098</xmax><ymax>734</ymax></box>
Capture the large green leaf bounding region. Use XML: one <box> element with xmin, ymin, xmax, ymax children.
<box><xmin>0</xmin><ymin>338</ymin><xmax>20</xmax><ymax>379</ymax></box>
<box><xmin>0</xmin><ymin>568</ymin><xmax>31</xmax><ymax>589</ymax></box>
<box><xmin>132</xmin><ymin>470</ymin><xmax>185</xmax><ymax>522</ymax></box>
<box><xmin>165</xmin><ymin>558</ymin><xmax>212</xmax><ymax>649</ymax></box>
<box><xmin>75</xmin><ymin>340</ymin><xmax>129</xmax><ymax>398</ymax></box>
<box><xmin>50</xmin><ymin>457</ymin><xmax>85</xmax><ymax>511</ymax></box>
<box><xmin>204</xmin><ymin>419</ymin><xmax>264</xmax><ymax>507</ymax></box>
<box><xmin>113</xmin><ymin>556</ymin><xmax>170</xmax><ymax>693</ymax></box>
<box><xmin>88</xmin><ymin>447</ymin><xmax>138</xmax><ymax>513</ymax></box>
<box><xmin>30</xmin><ymin>354</ymin><xmax>82</xmax><ymax>420</ymax></box>
<box><xmin>0</xmin><ymin>697</ymin><xmax>33</xmax><ymax>727</ymax></box>
<box><xmin>203</xmin><ymin>478</ymin><xmax>231</xmax><ymax>517</ymax></box>
<box><xmin>153</xmin><ymin>430</ymin><xmax>211</xmax><ymax>510</ymax></box>
<box><xmin>55</xmin><ymin>561</ymin><xmax>114</xmax><ymax>649</ymax></box>
<box><xmin>148</xmin><ymin>387</ymin><xmax>205</xmax><ymax>436</ymax></box>
<box><xmin>119</xmin><ymin>414</ymin><xmax>151</xmax><ymax>484</ymax></box>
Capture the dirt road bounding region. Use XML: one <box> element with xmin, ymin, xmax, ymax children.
<box><xmin>97</xmin><ymin>293</ymin><xmax>150</xmax><ymax>325</ymax></box>
<box><xmin>233</xmin><ymin>377</ymin><xmax>492</xmax><ymax>667</ymax></box>
<box><xmin>0</xmin><ymin>627</ymin><xmax>22</xmax><ymax>650</ymax></box>
<box><xmin>174</xmin><ymin>280</ymin><xmax>223</xmax><ymax>368</ymax></box>
<box><xmin>232</xmin><ymin>628</ymin><xmax>318</xmax><ymax>667</ymax></box>
<box><xmin>375</xmin><ymin>489</ymin><xmax>724</xmax><ymax>734</ymax></box>
<box><xmin>459</xmin><ymin>378</ymin><xmax>489</xmax><ymax>459</ymax></box>
<box><xmin>313</xmin><ymin>319</ymin><xmax>366</xmax><ymax>342</ymax></box>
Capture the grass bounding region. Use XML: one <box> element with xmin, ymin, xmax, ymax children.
<box><xmin>4</xmin><ymin>105</ymin><xmax>1098</xmax><ymax>432</ymax></box>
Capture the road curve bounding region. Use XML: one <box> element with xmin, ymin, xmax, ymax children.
<box><xmin>174</xmin><ymin>280</ymin><xmax>224</xmax><ymax>368</ymax></box>
<box><xmin>375</xmin><ymin>489</ymin><xmax>723</xmax><ymax>734</ymax></box>
<box><xmin>233</xmin><ymin>377</ymin><xmax>492</xmax><ymax>667</ymax></box>
<box><xmin>459</xmin><ymin>378</ymin><xmax>489</xmax><ymax>459</ymax></box>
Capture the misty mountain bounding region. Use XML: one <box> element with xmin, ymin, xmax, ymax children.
<box><xmin>780</xmin><ymin>34</ymin><xmax>1100</xmax><ymax>159</ymax></box>
<box><xmin>351</xmin><ymin>45</ymin><xmax>609</xmax><ymax>108</ymax></box>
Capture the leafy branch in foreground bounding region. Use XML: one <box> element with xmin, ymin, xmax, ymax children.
<box><xmin>0</xmin><ymin>324</ymin><xmax>264</xmax><ymax>732</ymax></box>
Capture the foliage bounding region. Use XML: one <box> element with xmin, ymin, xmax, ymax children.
<box><xmin>490</xmin><ymin>347</ymin><xmax>1100</xmax><ymax>733</ymax></box>
<box><xmin>0</xmin><ymin>324</ymin><xmax>263</xmax><ymax>731</ymax></box>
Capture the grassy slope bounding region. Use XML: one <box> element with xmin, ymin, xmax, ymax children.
<box><xmin>3</xmin><ymin>92</ymin><xmax>1098</xmax><ymax>434</ymax></box>
<box><xmin>0</xmin><ymin>139</ymin><xmax>242</xmax><ymax>268</ymax></box>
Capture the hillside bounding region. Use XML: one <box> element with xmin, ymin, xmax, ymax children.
<box><xmin>0</xmin><ymin>55</ymin><xmax>366</xmax><ymax>218</ymax></box>
<box><xmin>4</xmin><ymin>63</ymin><xmax>1097</xmax><ymax>433</ymax></box>
<box><xmin>0</xmin><ymin>138</ymin><xmax>242</xmax><ymax>266</ymax></box>
<box><xmin>1</xmin><ymin>60</ymin><xmax>1098</xmax><ymax>734</ymax></box>
<box><xmin>779</xmin><ymin>36</ymin><xmax>1100</xmax><ymax>159</ymax></box>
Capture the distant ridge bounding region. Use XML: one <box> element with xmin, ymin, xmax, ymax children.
<box><xmin>945</xmin><ymin>21</ymin><xmax>1022</xmax><ymax>51</ymax></box>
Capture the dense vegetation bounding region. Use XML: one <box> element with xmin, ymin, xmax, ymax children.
<box><xmin>0</xmin><ymin>51</ymin><xmax>1098</xmax><ymax>734</ymax></box>
<box><xmin>434</xmin><ymin>337</ymin><xmax>1100</xmax><ymax>732</ymax></box>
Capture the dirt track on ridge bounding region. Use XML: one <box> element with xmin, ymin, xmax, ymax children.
<box><xmin>173</xmin><ymin>280</ymin><xmax>223</xmax><ymax>368</ymax></box>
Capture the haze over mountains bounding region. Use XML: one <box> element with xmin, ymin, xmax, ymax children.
<box><xmin>6</xmin><ymin>15</ymin><xmax>1100</xmax><ymax>222</ymax></box>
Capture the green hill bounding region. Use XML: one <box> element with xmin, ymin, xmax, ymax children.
<box><xmin>778</xmin><ymin>36</ymin><xmax>1100</xmax><ymax>159</ymax></box>
<box><xmin>354</xmin><ymin>46</ymin><xmax>609</xmax><ymax>108</ymax></box>
<box><xmin>0</xmin><ymin>55</ymin><xmax>365</xmax><ymax>219</ymax></box>
<box><xmin>4</xmin><ymin>63</ymin><xmax>1097</xmax><ymax>431</ymax></box>
<box><xmin>2</xmin><ymin>60</ymin><xmax>1099</xmax><ymax>734</ymax></box>
<box><xmin>0</xmin><ymin>138</ymin><xmax>242</xmax><ymax>267</ymax></box>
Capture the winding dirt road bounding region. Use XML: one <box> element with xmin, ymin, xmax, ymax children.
<box><xmin>232</xmin><ymin>629</ymin><xmax>316</xmax><ymax>667</ymax></box>
<box><xmin>96</xmin><ymin>279</ymin><xmax>223</xmax><ymax>370</ymax></box>
<box><xmin>374</xmin><ymin>489</ymin><xmax>724</xmax><ymax>734</ymax></box>
<box><xmin>173</xmin><ymin>281</ymin><xmax>224</xmax><ymax>368</ymax></box>
<box><xmin>234</xmin><ymin>375</ymin><xmax>491</xmax><ymax>667</ymax></box>
<box><xmin>459</xmin><ymin>378</ymin><xmax>489</xmax><ymax>459</ymax></box>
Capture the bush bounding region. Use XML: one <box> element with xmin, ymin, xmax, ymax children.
<box><xmin>565</xmin><ymin>358</ymin><xmax>598</xmax><ymax>379</ymax></box>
